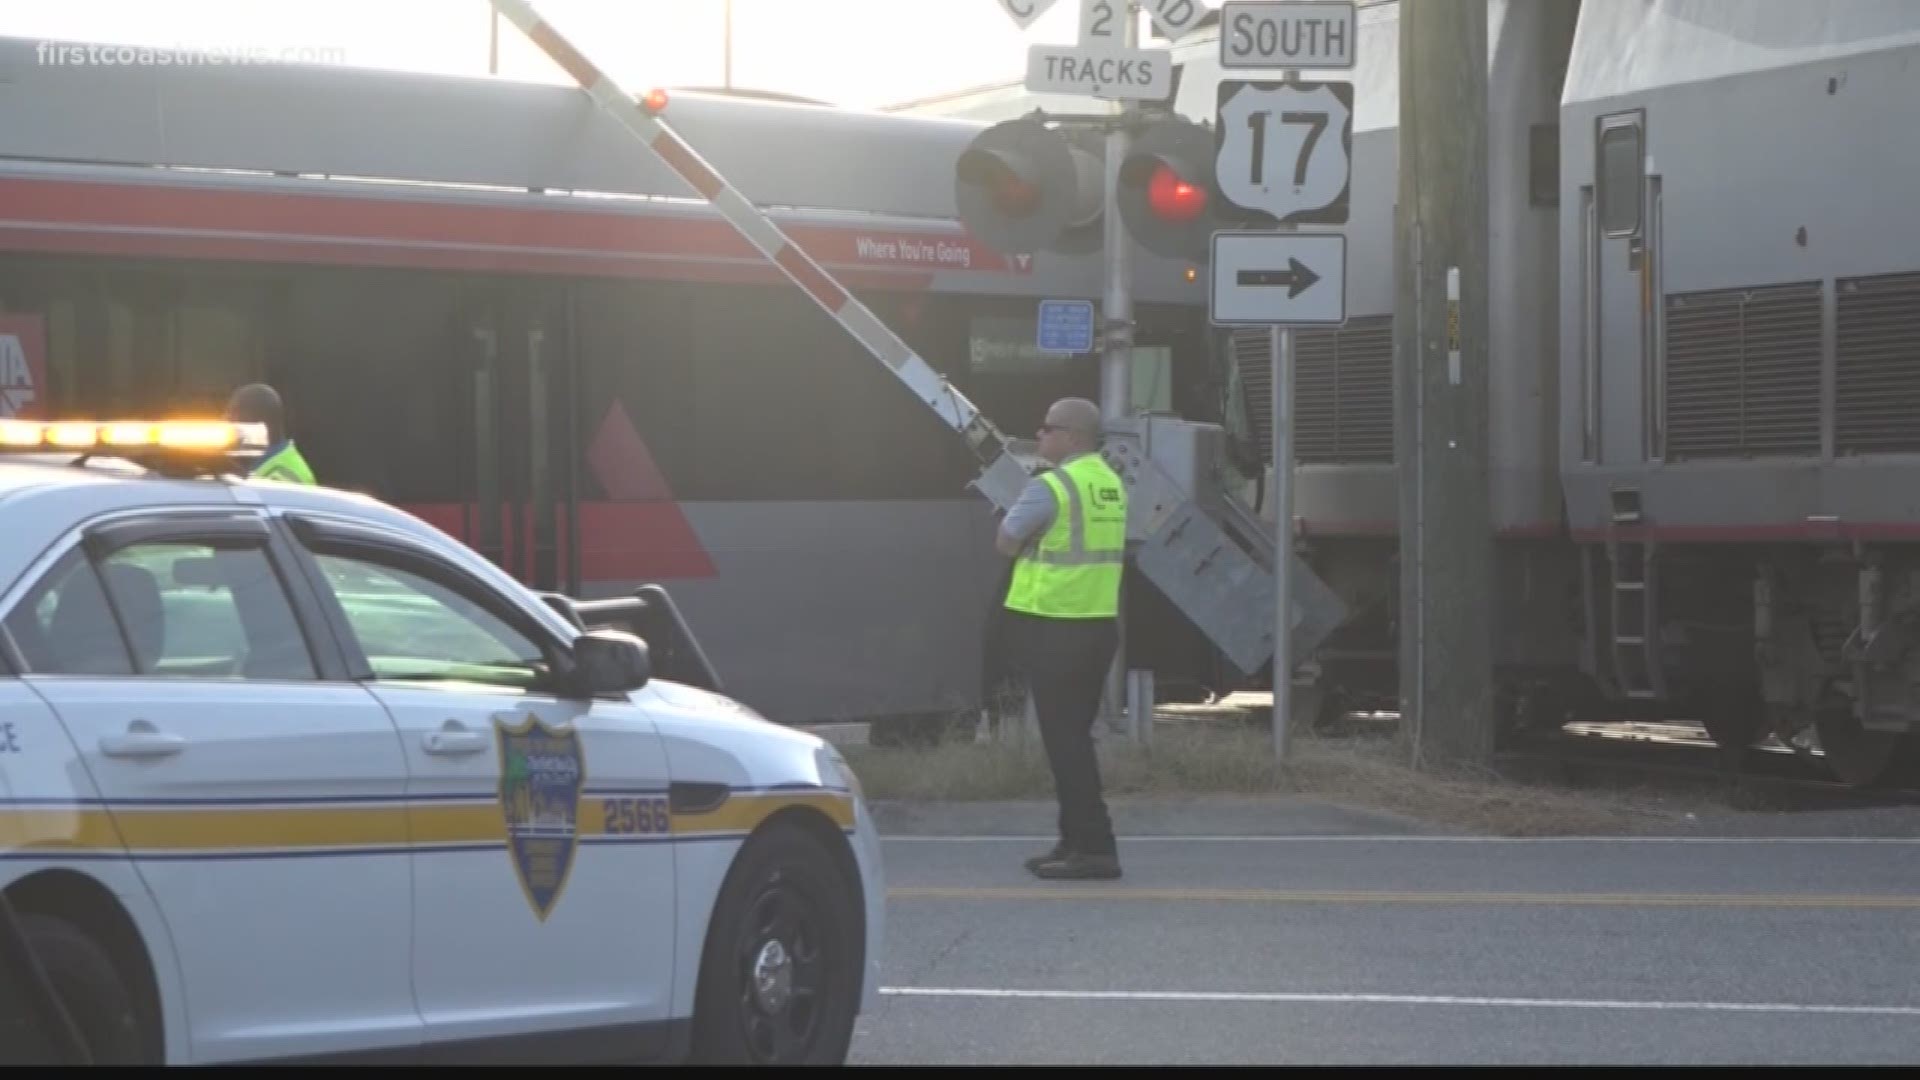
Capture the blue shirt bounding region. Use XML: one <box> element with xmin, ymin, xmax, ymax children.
<box><xmin>998</xmin><ymin>452</ymin><xmax>1093</xmax><ymax>551</ymax></box>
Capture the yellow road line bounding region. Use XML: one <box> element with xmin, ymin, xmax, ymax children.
<box><xmin>887</xmin><ymin>886</ymin><xmax>1920</xmax><ymax>909</ymax></box>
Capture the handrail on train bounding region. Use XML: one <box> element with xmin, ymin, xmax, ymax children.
<box><xmin>541</xmin><ymin>585</ymin><xmax>725</xmax><ymax>695</ymax></box>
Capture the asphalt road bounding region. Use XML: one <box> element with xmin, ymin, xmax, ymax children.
<box><xmin>847</xmin><ymin>800</ymin><xmax>1920</xmax><ymax>1065</ymax></box>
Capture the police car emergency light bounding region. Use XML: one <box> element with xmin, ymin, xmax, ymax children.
<box><xmin>0</xmin><ymin>418</ymin><xmax>268</xmax><ymax>476</ymax></box>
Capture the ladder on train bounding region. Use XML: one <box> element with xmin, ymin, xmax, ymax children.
<box><xmin>484</xmin><ymin>0</ymin><xmax>1346</xmax><ymax>679</ymax></box>
<box><xmin>1603</xmin><ymin>488</ymin><xmax>1666</xmax><ymax>700</ymax></box>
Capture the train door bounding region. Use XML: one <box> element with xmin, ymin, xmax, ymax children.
<box><xmin>459</xmin><ymin>282</ymin><xmax>581</xmax><ymax>595</ymax></box>
<box><xmin>1584</xmin><ymin>109</ymin><xmax>1661</xmax><ymax>465</ymax></box>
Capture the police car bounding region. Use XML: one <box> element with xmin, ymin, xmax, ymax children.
<box><xmin>0</xmin><ymin>418</ymin><xmax>882</xmax><ymax>1066</ymax></box>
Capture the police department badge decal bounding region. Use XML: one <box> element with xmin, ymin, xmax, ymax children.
<box><xmin>496</xmin><ymin>715</ymin><xmax>585</xmax><ymax>921</ymax></box>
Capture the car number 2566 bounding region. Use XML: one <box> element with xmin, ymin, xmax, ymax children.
<box><xmin>605</xmin><ymin>796</ymin><xmax>672</xmax><ymax>835</ymax></box>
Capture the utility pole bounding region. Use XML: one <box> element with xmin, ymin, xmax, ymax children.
<box><xmin>1099</xmin><ymin>3</ymin><xmax>1138</xmax><ymax>737</ymax></box>
<box><xmin>1396</xmin><ymin>0</ymin><xmax>1494</xmax><ymax>771</ymax></box>
<box><xmin>723</xmin><ymin>0</ymin><xmax>734</xmax><ymax>90</ymax></box>
<box><xmin>488</xmin><ymin>6</ymin><xmax>499</xmax><ymax>74</ymax></box>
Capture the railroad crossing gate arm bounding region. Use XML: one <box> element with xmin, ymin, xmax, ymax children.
<box><xmin>485</xmin><ymin>0</ymin><xmax>1033</xmax><ymax>509</ymax></box>
<box><xmin>485</xmin><ymin>0</ymin><xmax>1348</xmax><ymax>673</ymax></box>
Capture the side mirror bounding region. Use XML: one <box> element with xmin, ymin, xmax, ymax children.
<box><xmin>568</xmin><ymin>630</ymin><xmax>651</xmax><ymax>695</ymax></box>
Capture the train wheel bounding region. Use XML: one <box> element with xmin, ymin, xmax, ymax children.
<box><xmin>1813</xmin><ymin>702</ymin><xmax>1908</xmax><ymax>787</ymax></box>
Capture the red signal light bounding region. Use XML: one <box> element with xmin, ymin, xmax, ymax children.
<box><xmin>1146</xmin><ymin>164</ymin><xmax>1207</xmax><ymax>222</ymax></box>
<box><xmin>642</xmin><ymin>87</ymin><xmax>670</xmax><ymax>113</ymax></box>
<box><xmin>992</xmin><ymin>173</ymin><xmax>1041</xmax><ymax>216</ymax></box>
<box><xmin>959</xmin><ymin>151</ymin><xmax>1042</xmax><ymax>217</ymax></box>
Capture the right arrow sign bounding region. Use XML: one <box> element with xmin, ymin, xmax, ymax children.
<box><xmin>1236</xmin><ymin>256</ymin><xmax>1320</xmax><ymax>298</ymax></box>
<box><xmin>1210</xmin><ymin>231</ymin><xmax>1347</xmax><ymax>326</ymax></box>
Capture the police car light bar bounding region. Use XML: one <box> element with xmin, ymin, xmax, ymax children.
<box><xmin>0</xmin><ymin>419</ymin><xmax>269</xmax><ymax>454</ymax></box>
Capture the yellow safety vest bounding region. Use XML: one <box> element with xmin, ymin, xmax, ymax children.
<box><xmin>1004</xmin><ymin>452</ymin><xmax>1127</xmax><ymax>618</ymax></box>
<box><xmin>253</xmin><ymin>441</ymin><xmax>316</xmax><ymax>485</ymax></box>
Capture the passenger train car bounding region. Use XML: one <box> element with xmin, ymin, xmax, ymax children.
<box><xmin>1555</xmin><ymin>0</ymin><xmax>1920</xmax><ymax>785</ymax></box>
<box><xmin>0</xmin><ymin>38</ymin><xmax>1245</xmax><ymax>731</ymax></box>
<box><xmin>1152</xmin><ymin>0</ymin><xmax>1920</xmax><ymax>785</ymax></box>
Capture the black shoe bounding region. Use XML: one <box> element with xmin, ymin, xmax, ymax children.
<box><xmin>1031</xmin><ymin>852</ymin><xmax>1121</xmax><ymax>880</ymax></box>
<box><xmin>1024</xmin><ymin>843</ymin><xmax>1071</xmax><ymax>873</ymax></box>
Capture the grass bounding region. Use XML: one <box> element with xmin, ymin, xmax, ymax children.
<box><xmin>839</xmin><ymin>714</ymin><xmax>1703</xmax><ymax>837</ymax></box>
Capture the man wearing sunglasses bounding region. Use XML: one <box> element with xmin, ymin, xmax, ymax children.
<box><xmin>994</xmin><ymin>397</ymin><xmax>1127</xmax><ymax>880</ymax></box>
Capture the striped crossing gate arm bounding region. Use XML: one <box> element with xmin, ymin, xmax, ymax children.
<box><xmin>485</xmin><ymin>0</ymin><xmax>1038</xmax><ymax>512</ymax></box>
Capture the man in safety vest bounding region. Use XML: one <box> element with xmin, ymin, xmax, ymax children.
<box><xmin>995</xmin><ymin>397</ymin><xmax>1127</xmax><ymax>880</ymax></box>
<box><xmin>225</xmin><ymin>383</ymin><xmax>315</xmax><ymax>485</ymax></box>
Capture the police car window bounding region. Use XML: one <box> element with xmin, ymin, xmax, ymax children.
<box><xmin>3</xmin><ymin>549</ymin><xmax>134</xmax><ymax>676</ymax></box>
<box><xmin>97</xmin><ymin>542</ymin><xmax>318</xmax><ymax>681</ymax></box>
<box><xmin>314</xmin><ymin>554</ymin><xmax>548</xmax><ymax>689</ymax></box>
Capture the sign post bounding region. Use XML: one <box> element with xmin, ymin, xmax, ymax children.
<box><xmin>988</xmin><ymin>0</ymin><xmax>1206</xmax><ymax>744</ymax></box>
<box><xmin>1212</xmin><ymin>0</ymin><xmax>1356</xmax><ymax>764</ymax></box>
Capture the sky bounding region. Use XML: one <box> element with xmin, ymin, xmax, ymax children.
<box><xmin>0</xmin><ymin>0</ymin><xmax>1204</xmax><ymax>110</ymax></box>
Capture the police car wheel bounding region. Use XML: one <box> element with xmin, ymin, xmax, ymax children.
<box><xmin>16</xmin><ymin>913</ymin><xmax>150</xmax><ymax>1064</ymax></box>
<box><xmin>689</xmin><ymin>821</ymin><xmax>860</xmax><ymax>1065</ymax></box>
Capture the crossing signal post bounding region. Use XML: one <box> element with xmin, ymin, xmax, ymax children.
<box><xmin>957</xmin><ymin>110</ymin><xmax>1253</xmax><ymax>262</ymax></box>
<box><xmin>953</xmin><ymin>115</ymin><xmax>1106</xmax><ymax>257</ymax></box>
<box><xmin>1115</xmin><ymin>116</ymin><xmax>1236</xmax><ymax>262</ymax></box>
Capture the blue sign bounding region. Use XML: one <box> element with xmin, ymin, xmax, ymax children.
<box><xmin>1036</xmin><ymin>299</ymin><xmax>1095</xmax><ymax>354</ymax></box>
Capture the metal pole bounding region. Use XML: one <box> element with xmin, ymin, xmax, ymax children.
<box><xmin>1100</xmin><ymin>4</ymin><xmax>1138</xmax><ymax>736</ymax></box>
<box><xmin>488</xmin><ymin>7</ymin><xmax>499</xmax><ymax>74</ymax></box>
<box><xmin>1270</xmin><ymin>63</ymin><xmax>1303</xmax><ymax>764</ymax></box>
<box><xmin>1272</xmin><ymin>323</ymin><xmax>1294</xmax><ymax>762</ymax></box>
<box><xmin>723</xmin><ymin>0</ymin><xmax>733</xmax><ymax>90</ymax></box>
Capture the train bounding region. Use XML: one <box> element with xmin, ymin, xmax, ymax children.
<box><xmin>1119</xmin><ymin>0</ymin><xmax>1919</xmax><ymax>787</ymax></box>
<box><xmin>0</xmin><ymin>33</ymin><xmax>1249</xmax><ymax>730</ymax></box>
<box><xmin>2</xmin><ymin>0</ymin><xmax>1915</xmax><ymax>788</ymax></box>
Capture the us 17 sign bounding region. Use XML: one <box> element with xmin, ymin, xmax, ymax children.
<box><xmin>1213</xmin><ymin>79</ymin><xmax>1352</xmax><ymax>226</ymax></box>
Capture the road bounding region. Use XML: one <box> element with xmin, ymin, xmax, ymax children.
<box><xmin>847</xmin><ymin>799</ymin><xmax>1920</xmax><ymax>1065</ymax></box>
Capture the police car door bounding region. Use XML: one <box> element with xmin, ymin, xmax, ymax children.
<box><xmin>0</xmin><ymin>509</ymin><xmax>420</xmax><ymax>1063</ymax></box>
<box><xmin>279</xmin><ymin>514</ymin><xmax>677</xmax><ymax>1060</ymax></box>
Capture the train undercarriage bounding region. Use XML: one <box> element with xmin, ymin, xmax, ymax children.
<box><xmin>1285</xmin><ymin>531</ymin><xmax>1920</xmax><ymax>789</ymax></box>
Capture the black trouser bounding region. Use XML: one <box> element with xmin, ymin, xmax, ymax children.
<box><xmin>1006</xmin><ymin>611</ymin><xmax>1119</xmax><ymax>858</ymax></box>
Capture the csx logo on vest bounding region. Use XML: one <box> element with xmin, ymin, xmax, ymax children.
<box><xmin>1095</xmin><ymin>486</ymin><xmax>1122</xmax><ymax>504</ymax></box>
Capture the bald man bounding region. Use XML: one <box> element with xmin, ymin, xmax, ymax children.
<box><xmin>995</xmin><ymin>397</ymin><xmax>1127</xmax><ymax>880</ymax></box>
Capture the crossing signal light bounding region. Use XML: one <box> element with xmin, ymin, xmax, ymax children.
<box><xmin>1117</xmin><ymin>117</ymin><xmax>1227</xmax><ymax>262</ymax></box>
<box><xmin>954</xmin><ymin>116</ymin><xmax>1103</xmax><ymax>257</ymax></box>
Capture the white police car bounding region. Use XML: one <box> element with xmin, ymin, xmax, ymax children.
<box><xmin>0</xmin><ymin>418</ymin><xmax>882</xmax><ymax>1065</ymax></box>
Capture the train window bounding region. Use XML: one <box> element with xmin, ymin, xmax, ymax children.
<box><xmin>1131</xmin><ymin>347</ymin><xmax>1172</xmax><ymax>414</ymax></box>
<box><xmin>1598</xmin><ymin>120</ymin><xmax>1643</xmax><ymax>236</ymax></box>
<box><xmin>969</xmin><ymin>315</ymin><xmax>1073</xmax><ymax>375</ymax></box>
<box><xmin>274</xmin><ymin>267</ymin><xmax>467</xmax><ymax>504</ymax></box>
<box><xmin>0</xmin><ymin>265</ymin><xmax>269</xmax><ymax>419</ymax></box>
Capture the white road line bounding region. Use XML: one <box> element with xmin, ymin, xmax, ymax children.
<box><xmin>881</xmin><ymin>834</ymin><xmax>1920</xmax><ymax>844</ymax></box>
<box><xmin>879</xmin><ymin>987</ymin><xmax>1920</xmax><ymax>1016</ymax></box>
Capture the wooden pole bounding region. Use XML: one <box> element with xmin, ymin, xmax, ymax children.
<box><xmin>1396</xmin><ymin>0</ymin><xmax>1494</xmax><ymax>770</ymax></box>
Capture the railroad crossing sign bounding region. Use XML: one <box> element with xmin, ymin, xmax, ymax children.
<box><xmin>1214</xmin><ymin>79</ymin><xmax>1353</xmax><ymax>226</ymax></box>
<box><xmin>1209</xmin><ymin>232</ymin><xmax>1347</xmax><ymax>327</ymax></box>
<box><xmin>1140</xmin><ymin>0</ymin><xmax>1212</xmax><ymax>41</ymax></box>
<box><xmin>993</xmin><ymin>0</ymin><xmax>1062</xmax><ymax>29</ymax></box>
<box><xmin>1002</xmin><ymin>0</ymin><xmax>1177</xmax><ymax>102</ymax></box>
<box><xmin>1219</xmin><ymin>1</ymin><xmax>1357</xmax><ymax>70</ymax></box>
